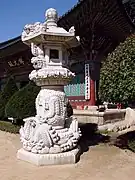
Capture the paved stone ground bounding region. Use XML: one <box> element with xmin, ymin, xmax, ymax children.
<box><xmin>0</xmin><ymin>130</ymin><xmax>135</xmax><ymax>180</ymax></box>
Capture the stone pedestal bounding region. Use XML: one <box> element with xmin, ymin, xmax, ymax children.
<box><xmin>17</xmin><ymin>148</ymin><xmax>80</xmax><ymax>166</ymax></box>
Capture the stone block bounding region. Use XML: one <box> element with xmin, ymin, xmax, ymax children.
<box><xmin>17</xmin><ymin>148</ymin><xmax>81</xmax><ymax>166</ymax></box>
<box><xmin>125</xmin><ymin>108</ymin><xmax>135</xmax><ymax>122</ymax></box>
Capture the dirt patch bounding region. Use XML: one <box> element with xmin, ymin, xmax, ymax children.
<box><xmin>0</xmin><ymin>131</ymin><xmax>135</xmax><ymax>180</ymax></box>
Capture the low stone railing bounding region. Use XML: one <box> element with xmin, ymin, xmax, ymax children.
<box><xmin>73</xmin><ymin>109</ymin><xmax>126</xmax><ymax>126</ymax></box>
<box><xmin>74</xmin><ymin>108</ymin><xmax>135</xmax><ymax>134</ymax></box>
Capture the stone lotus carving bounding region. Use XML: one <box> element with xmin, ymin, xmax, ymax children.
<box><xmin>29</xmin><ymin>67</ymin><xmax>75</xmax><ymax>85</ymax></box>
<box><xmin>20</xmin><ymin>89</ymin><xmax>81</xmax><ymax>154</ymax></box>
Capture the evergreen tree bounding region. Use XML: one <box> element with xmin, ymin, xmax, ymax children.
<box><xmin>99</xmin><ymin>35</ymin><xmax>135</xmax><ymax>105</ymax></box>
<box><xmin>0</xmin><ymin>77</ymin><xmax>18</xmax><ymax>119</ymax></box>
<box><xmin>5</xmin><ymin>82</ymin><xmax>40</xmax><ymax>120</ymax></box>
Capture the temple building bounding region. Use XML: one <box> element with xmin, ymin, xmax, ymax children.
<box><xmin>0</xmin><ymin>0</ymin><xmax>135</xmax><ymax>109</ymax></box>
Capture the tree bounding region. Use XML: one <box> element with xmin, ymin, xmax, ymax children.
<box><xmin>99</xmin><ymin>35</ymin><xmax>135</xmax><ymax>105</ymax></box>
<box><xmin>0</xmin><ymin>77</ymin><xmax>18</xmax><ymax>119</ymax></box>
<box><xmin>5</xmin><ymin>82</ymin><xmax>40</xmax><ymax>120</ymax></box>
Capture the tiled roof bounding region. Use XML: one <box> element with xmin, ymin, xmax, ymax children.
<box><xmin>58</xmin><ymin>0</ymin><xmax>84</xmax><ymax>21</ymax></box>
<box><xmin>0</xmin><ymin>36</ymin><xmax>21</xmax><ymax>50</ymax></box>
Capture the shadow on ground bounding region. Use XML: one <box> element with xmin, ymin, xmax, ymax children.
<box><xmin>78</xmin><ymin>123</ymin><xmax>110</xmax><ymax>155</ymax></box>
<box><xmin>72</xmin><ymin>122</ymin><xmax>135</xmax><ymax>163</ymax></box>
<box><xmin>78</xmin><ymin>123</ymin><xmax>135</xmax><ymax>157</ymax></box>
<box><xmin>112</xmin><ymin>131</ymin><xmax>135</xmax><ymax>152</ymax></box>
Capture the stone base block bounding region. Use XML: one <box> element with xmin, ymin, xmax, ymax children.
<box><xmin>17</xmin><ymin>148</ymin><xmax>80</xmax><ymax>166</ymax></box>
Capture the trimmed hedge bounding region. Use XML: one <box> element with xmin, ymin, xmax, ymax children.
<box><xmin>0</xmin><ymin>78</ymin><xmax>18</xmax><ymax>119</ymax></box>
<box><xmin>99</xmin><ymin>35</ymin><xmax>135</xmax><ymax>105</ymax></box>
<box><xmin>0</xmin><ymin>121</ymin><xmax>20</xmax><ymax>134</ymax></box>
<box><xmin>5</xmin><ymin>82</ymin><xmax>40</xmax><ymax>120</ymax></box>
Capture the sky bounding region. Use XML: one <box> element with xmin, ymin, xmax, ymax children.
<box><xmin>0</xmin><ymin>0</ymin><xmax>78</xmax><ymax>42</ymax></box>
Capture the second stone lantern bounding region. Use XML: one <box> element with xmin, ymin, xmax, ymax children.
<box><xmin>17</xmin><ymin>8</ymin><xmax>82</xmax><ymax>166</ymax></box>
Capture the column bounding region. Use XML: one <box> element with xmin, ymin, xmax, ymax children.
<box><xmin>90</xmin><ymin>60</ymin><xmax>97</xmax><ymax>106</ymax></box>
<box><xmin>90</xmin><ymin>78</ymin><xmax>96</xmax><ymax>105</ymax></box>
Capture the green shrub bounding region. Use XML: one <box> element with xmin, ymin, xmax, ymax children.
<box><xmin>0</xmin><ymin>121</ymin><xmax>20</xmax><ymax>134</ymax></box>
<box><xmin>5</xmin><ymin>82</ymin><xmax>40</xmax><ymax>120</ymax></box>
<box><xmin>99</xmin><ymin>35</ymin><xmax>135</xmax><ymax>104</ymax></box>
<box><xmin>0</xmin><ymin>77</ymin><xmax>18</xmax><ymax>119</ymax></box>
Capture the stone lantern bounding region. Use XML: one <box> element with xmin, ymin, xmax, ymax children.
<box><xmin>17</xmin><ymin>8</ymin><xmax>81</xmax><ymax>166</ymax></box>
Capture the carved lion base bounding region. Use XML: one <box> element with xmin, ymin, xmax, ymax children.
<box><xmin>17</xmin><ymin>147</ymin><xmax>81</xmax><ymax>166</ymax></box>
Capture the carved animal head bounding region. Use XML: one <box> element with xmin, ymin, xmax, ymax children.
<box><xmin>31</xmin><ymin>57</ymin><xmax>43</xmax><ymax>70</ymax></box>
<box><xmin>23</xmin><ymin>24</ymin><xmax>33</xmax><ymax>35</ymax></box>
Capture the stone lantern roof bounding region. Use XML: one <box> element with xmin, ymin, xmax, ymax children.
<box><xmin>22</xmin><ymin>8</ymin><xmax>79</xmax><ymax>48</ymax></box>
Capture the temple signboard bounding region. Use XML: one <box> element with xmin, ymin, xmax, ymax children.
<box><xmin>85</xmin><ymin>64</ymin><xmax>90</xmax><ymax>100</ymax></box>
<box><xmin>8</xmin><ymin>57</ymin><xmax>25</xmax><ymax>67</ymax></box>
